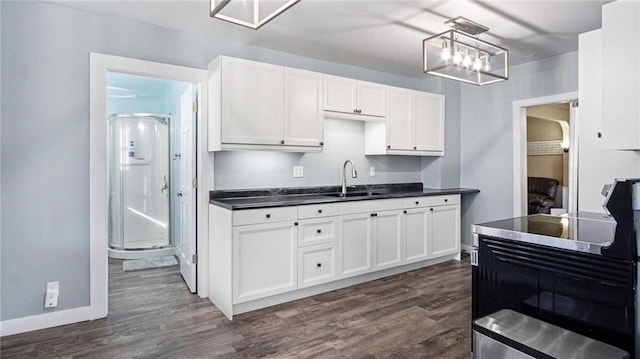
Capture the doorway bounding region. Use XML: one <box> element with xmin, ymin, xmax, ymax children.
<box><xmin>525</xmin><ymin>103</ymin><xmax>571</xmax><ymax>214</ymax></box>
<box><xmin>89</xmin><ymin>53</ymin><xmax>209</xmax><ymax>320</ymax></box>
<box><xmin>105</xmin><ymin>72</ymin><xmax>198</xmax><ymax>293</ymax></box>
<box><xmin>512</xmin><ymin>92</ymin><xmax>579</xmax><ymax>217</ymax></box>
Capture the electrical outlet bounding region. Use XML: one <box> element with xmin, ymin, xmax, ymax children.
<box><xmin>370</xmin><ymin>167</ymin><xmax>376</xmax><ymax>176</ymax></box>
<box><xmin>44</xmin><ymin>281</ymin><xmax>59</xmax><ymax>308</ymax></box>
<box><xmin>293</xmin><ymin>166</ymin><xmax>304</xmax><ymax>178</ymax></box>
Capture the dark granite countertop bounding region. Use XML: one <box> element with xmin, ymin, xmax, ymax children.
<box><xmin>210</xmin><ymin>183</ymin><xmax>479</xmax><ymax>210</ymax></box>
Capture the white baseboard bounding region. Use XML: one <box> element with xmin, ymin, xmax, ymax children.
<box><xmin>461</xmin><ymin>244</ymin><xmax>474</xmax><ymax>254</ymax></box>
<box><xmin>0</xmin><ymin>306</ymin><xmax>94</xmax><ymax>337</ymax></box>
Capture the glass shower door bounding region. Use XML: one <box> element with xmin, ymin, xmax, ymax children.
<box><xmin>108</xmin><ymin>114</ymin><xmax>170</xmax><ymax>250</ymax></box>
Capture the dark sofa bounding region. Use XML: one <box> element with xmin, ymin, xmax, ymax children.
<box><xmin>528</xmin><ymin>177</ymin><xmax>559</xmax><ymax>215</ymax></box>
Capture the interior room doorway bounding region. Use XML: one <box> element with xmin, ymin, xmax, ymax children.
<box><xmin>525</xmin><ymin>103</ymin><xmax>571</xmax><ymax>215</ymax></box>
<box><xmin>89</xmin><ymin>53</ymin><xmax>209</xmax><ymax>320</ymax></box>
<box><xmin>512</xmin><ymin>92</ymin><xmax>579</xmax><ymax>218</ymax></box>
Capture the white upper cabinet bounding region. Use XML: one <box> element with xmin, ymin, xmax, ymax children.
<box><xmin>220</xmin><ymin>57</ymin><xmax>284</xmax><ymax>146</ymax></box>
<box><xmin>365</xmin><ymin>87</ymin><xmax>444</xmax><ymax>156</ymax></box>
<box><xmin>414</xmin><ymin>92</ymin><xmax>444</xmax><ymax>152</ymax></box>
<box><xmin>357</xmin><ymin>80</ymin><xmax>387</xmax><ymax>117</ymax></box>
<box><xmin>208</xmin><ymin>56</ymin><xmax>323</xmax><ymax>152</ymax></box>
<box><xmin>386</xmin><ymin>87</ymin><xmax>414</xmax><ymax>151</ymax></box>
<box><xmin>323</xmin><ymin>75</ymin><xmax>387</xmax><ymax>118</ymax></box>
<box><xmin>284</xmin><ymin>68</ymin><xmax>324</xmax><ymax>147</ymax></box>
<box><xmin>601</xmin><ymin>1</ymin><xmax>640</xmax><ymax>149</ymax></box>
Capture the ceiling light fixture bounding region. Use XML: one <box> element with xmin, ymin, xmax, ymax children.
<box><xmin>210</xmin><ymin>0</ymin><xmax>300</xmax><ymax>30</ymax></box>
<box><xmin>423</xmin><ymin>17</ymin><xmax>509</xmax><ymax>86</ymax></box>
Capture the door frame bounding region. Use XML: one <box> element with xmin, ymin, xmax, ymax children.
<box><xmin>512</xmin><ymin>92</ymin><xmax>578</xmax><ymax>217</ymax></box>
<box><xmin>89</xmin><ymin>53</ymin><xmax>211</xmax><ymax>319</ymax></box>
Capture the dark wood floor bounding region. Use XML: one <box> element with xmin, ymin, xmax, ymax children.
<box><xmin>1</xmin><ymin>258</ymin><xmax>472</xmax><ymax>358</ymax></box>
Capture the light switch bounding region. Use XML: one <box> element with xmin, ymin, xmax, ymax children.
<box><xmin>370</xmin><ymin>167</ymin><xmax>376</xmax><ymax>176</ymax></box>
<box><xmin>293</xmin><ymin>166</ymin><xmax>304</xmax><ymax>178</ymax></box>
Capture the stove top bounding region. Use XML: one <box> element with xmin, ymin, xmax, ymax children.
<box><xmin>472</xmin><ymin>212</ymin><xmax>617</xmax><ymax>256</ymax></box>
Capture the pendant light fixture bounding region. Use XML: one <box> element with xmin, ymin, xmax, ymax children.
<box><xmin>210</xmin><ymin>0</ymin><xmax>300</xmax><ymax>30</ymax></box>
<box><xmin>423</xmin><ymin>17</ymin><xmax>509</xmax><ymax>85</ymax></box>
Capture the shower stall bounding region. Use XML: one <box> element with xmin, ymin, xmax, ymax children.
<box><xmin>108</xmin><ymin>113</ymin><xmax>174</xmax><ymax>259</ymax></box>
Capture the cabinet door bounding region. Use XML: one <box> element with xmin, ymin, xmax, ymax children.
<box><xmin>372</xmin><ymin>210</ymin><xmax>403</xmax><ymax>270</ymax></box>
<box><xmin>298</xmin><ymin>242</ymin><xmax>338</xmax><ymax>288</ymax></box>
<box><xmin>323</xmin><ymin>75</ymin><xmax>357</xmax><ymax>114</ymax></box>
<box><xmin>357</xmin><ymin>80</ymin><xmax>387</xmax><ymax>117</ymax></box>
<box><xmin>233</xmin><ymin>221</ymin><xmax>297</xmax><ymax>303</ymax></box>
<box><xmin>602</xmin><ymin>1</ymin><xmax>640</xmax><ymax>149</ymax></box>
<box><xmin>404</xmin><ymin>208</ymin><xmax>429</xmax><ymax>263</ymax></box>
<box><xmin>221</xmin><ymin>57</ymin><xmax>284</xmax><ymax>145</ymax></box>
<box><xmin>338</xmin><ymin>213</ymin><xmax>372</xmax><ymax>278</ymax></box>
<box><xmin>284</xmin><ymin>68</ymin><xmax>323</xmax><ymax>147</ymax></box>
<box><xmin>428</xmin><ymin>204</ymin><xmax>460</xmax><ymax>258</ymax></box>
<box><xmin>414</xmin><ymin>92</ymin><xmax>444</xmax><ymax>152</ymax></box>
<box><xmin>386</xmin><ymin>87</ymin><xmax>414</xmax><ymax>151</ymax></box>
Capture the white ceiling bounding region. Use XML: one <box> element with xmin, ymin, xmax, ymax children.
<box><xmin>55</xmin><ymin>0</ymin><xmax>610</xmax><ymax>78</ymax></box>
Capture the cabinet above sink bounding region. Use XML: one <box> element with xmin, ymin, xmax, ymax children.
<box><xmin>207</xmin><ymin>56</ymin><xmax>445</xmax><ymax>156</ymax></box>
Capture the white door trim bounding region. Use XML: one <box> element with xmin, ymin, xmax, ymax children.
<box><xmin>89</xmin><ymin>53</ymin><xmax>211</xmax><ymax>321</ymax></box>
<box><xmin>512</xmin><ymin>92</ymin><xmax>578</xmax><ymax>217</ymax></box>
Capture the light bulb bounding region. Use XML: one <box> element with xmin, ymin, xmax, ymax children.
<box><xmin>473</xmin><ymin>56</ymin><xmax>482</xmax><ymax>71</ymax></box>
<box><xmin>484</xmin><ymin>56</ymin><xmax>491</xmax><ymax>72</ymax></box>
<box><xmin>441</xmin><ymin>41</ymin><xmax>451</xmax><ymax>61</ymax></box>
<box><xmin>462</xmin><ymin>51</ymin><xmax>472</xmax><ymax>68</ymax></box>
<box><xmin>452</xmin><ymin>49</ymin><xmax>462</xmax><ymax>65</ymax></box>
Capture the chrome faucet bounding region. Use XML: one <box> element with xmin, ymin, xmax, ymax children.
<box><xmin>341</xmin><ymin>160</ymin><xmax>358</xmax><ymax>196</ymax></box>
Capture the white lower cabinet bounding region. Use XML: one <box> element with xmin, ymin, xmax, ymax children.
<box><xmin>298</xmin><ymin>242</ymin><xmax>337</xmax><ymax>288</ymax></box>
<box><xmin>429</xmin><ymin>204</ymin><xmax>460</xmax><ymax>258</ymax></box>
<box><xmin>404</xmin><ymin>208</ymin><xmax>429</xmax><ymax>263</ymax></box>
<box><xmin>372</xmin><ymin>210</ymin><xmax>404</xmax><ymax>270</ymax></box>
<box><xmin>232</xmin><ymin>221</ymin><xmax>297</xmax><ymax>303</ymax></box>
<box><xmin>209</xmin><ymin>195</ymin><xmax>461</xmax><ymax>319</ymax></box>
<box><xmin>338</xmin><ymin>213</ymin><xmax>373</xmax><ymax>278</ymax></box>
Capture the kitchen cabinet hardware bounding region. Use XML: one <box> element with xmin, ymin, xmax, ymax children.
<box><xmin>430</xmin><ymin>208</ymin><xmax>434</xmax><ymax>211</ymax></box>
<box><xmin>266</xmin><ymin>214</ymin><xmax>271</xmax><ymax>218</ymax></box>
<box><xmin>317</xmin><ymin>209</ymin><xmax>323</xmax><ymax>214</ymax></box>
<box><xmin>415</xmin><ymin>201</ymin><xmax>419</xmax><ymax>205</ymax></box>
<box><xmin>319</xmin><ymin>142</ymin><xmax>324</xmax><ymax>146</ymax></box>
<box><xmin>316</xmin><ymin>263</ymin><xmax>322</xmax><ymax>267</ymax></box>
<box><xmin>387</xmin><ymin>145</ymin><xmax>391</xmax><ymax>149</ymax></box>
<box><xmin>444</xmin><ymin>198</ymin><xmax>448</xmax><ymax>202</ymax></box>
<box><xmin>370</xmin><ymin>213</ymin><xmax>378</xmax><ymax>217</ymax></box>
<box><xmin>403</xmin><ymin>210</ymin><xmax>407</xmax><ymax>214</ymax></box>
<box><xmin>294</xmin><ymin>222</ymin><xmax>298</xmax><ymax>226</ymax></box>
<box><xmin>413</xmin><ymin>146</ymin><xmax>417</xmax><ymax>150</ymax></box>
<box><xmin>317</xmin><ymin>229</ymin><xmax>322</xmax><ymax>234</ymax></box>
<box><xmin>281</xmin><ymin>140</ymin><xmax>285</xmax><ymax>144</ymax></box>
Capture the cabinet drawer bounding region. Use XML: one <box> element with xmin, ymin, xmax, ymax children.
<box><xmin>298</xmin><ymin>217</ymin><xmax>338</xmax><ymax>247</ymax></box>
<box><xmin>233</xmin><ymin>206</ymin><xmax>297</xmax><ymax>226</ymax></box>
<box><xmin>402</xmin><ymin>195</ymin><xmax>460</xmax><ymax>209</ymax></box>
<box><xmin>338</xmin><ymin>198</ymin><xmax>403</xmax><ymax>215</ymax></box>
<box><xmin>298</xmin><ymin>203</ymin><xmax>338</xmax><ymax>219</ymax></box>
<box><xmin>298</xmin><ymin>243</ymin><xmax>337</xmax><ymax>288</ymax></box>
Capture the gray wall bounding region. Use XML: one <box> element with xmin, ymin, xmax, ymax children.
<box><xmin>459</xmin><ymin>52</ymin><xmax>579</xmax><ymax>246</ymax></box>
<box><xmin>0</xmin><ymin>1</ymin><xmax>451</xmax><ymax>321</ymax></box>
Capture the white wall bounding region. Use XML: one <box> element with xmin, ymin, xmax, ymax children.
<box><xmin>578</xmin><ymin>29</ymin><xmax>640</xmax><ymax>212</ymax></box>
<box><xmin>459</xmin><ymin>52</ymin><xmax>579</xmax><ymax>246</ymax></box>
